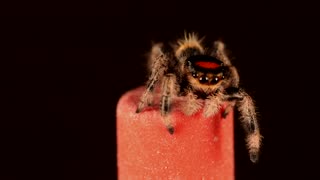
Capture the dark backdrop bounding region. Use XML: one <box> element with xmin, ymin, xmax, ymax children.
<box><xmin>3</xmin><ymin>0</ymin><xmax>318</xmax><ymax>179</ymax></box>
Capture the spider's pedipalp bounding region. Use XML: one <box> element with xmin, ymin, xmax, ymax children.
<box><xmin>181</xmin><ymin>91</ymin><xmax>203</xmax><ymax>116</ymax></box>
<box><xmin>203</xmin><ymin>92</ymin><xmax>223</xmax><ymax>118</ymax></box>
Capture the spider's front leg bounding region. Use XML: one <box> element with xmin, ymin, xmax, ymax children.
<box><xmin>160</xmin><ymin>73</ymin><xmax>178</xmax><ymax>134</ymax></box>
<box><xmin>236</xmin><ymin>90</ymin><xmax>262</xmax><ymax>163</ymax></box>
<box><xmin>136</xmin><ymin>44</ymin><xmax>169</xmax><ymax>113</ymax></box>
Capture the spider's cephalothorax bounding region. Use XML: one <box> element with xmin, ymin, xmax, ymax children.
<box><xmin>136</xmin><ymin>32</ymin><xmax>262</xmax><ymax>163</ymax></box>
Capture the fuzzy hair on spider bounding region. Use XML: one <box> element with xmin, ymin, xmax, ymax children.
<box><xmin>136</xmin><ymin>32</ymin><xmax>262</xmax><ymax>163</ymax></box>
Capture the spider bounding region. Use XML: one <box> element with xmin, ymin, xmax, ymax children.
<box><xmin>136</xmin><ymin>32</ymin><xmax>262</xmax><ymax>163</ymax></box>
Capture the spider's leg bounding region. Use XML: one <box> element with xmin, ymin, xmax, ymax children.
<box><xmin>227</xmin><ymin>66</ymin><xmax>240</xmax><ymax>88</ymax></box>
<box><xmin>213</xmin><ymin>40</ymin><xmax>232</xmax><ymax>66</ymax></box>
<box><xmin>236</xmin><ymin>90</ymin><xmax>262</xmax><ymax>163</ymax></box>
<box><xmin>221</xmin><ymin>87</ymin><xmax>243</xmax><ymax>118</ymax></box>
<box><xmin>222</xmin><ymin>101</ymin><xmax>236</xmax><ymax>119</ymax></box>
<box><xmin>160</xmin><ymin>73</ymin><xmax>177</xmax><ymax>134</ymax></box>
<box><xmin>214</xmin><ymin>41</ymin><xmax>240</xmax><ymax>88</ymax></box>
<box><xmin>136</xmin><ymin>44</ymin><xmax>169</xmax><ymax>113</ymax></box>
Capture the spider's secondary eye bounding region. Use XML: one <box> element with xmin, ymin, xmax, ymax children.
<box><xmin>213</xmin><ymin>77</ymin><xmax>219</xmax><ymax>82</ymax></box>
<box><xmin>192</xmin><ymin>73</ymin><xmax>198</xmax><ymax>77</ymax></box>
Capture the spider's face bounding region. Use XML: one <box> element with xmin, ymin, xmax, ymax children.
<box><xmin>185</xmin><ymin>55</ymin><xmax>226</xmax><ymax>91</ymax></box>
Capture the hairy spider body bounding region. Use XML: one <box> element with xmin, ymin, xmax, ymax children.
<box><xmin>136</xmin><ymin>33</ymin><xmax>262</xmax><ymax>163</ymax></box>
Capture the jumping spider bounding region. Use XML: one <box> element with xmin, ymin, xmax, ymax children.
<box><xmin>136</xmin><ymin>32</ymin><xmax>262</xmax><ymax>163</ymax></box>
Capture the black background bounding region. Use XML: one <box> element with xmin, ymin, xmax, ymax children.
<box><xmin>2</xmin><ymin>0</ymin><xmax>318</xmax><ymax>179</ymax></box>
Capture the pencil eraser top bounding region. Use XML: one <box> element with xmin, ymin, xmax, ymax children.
<box><xmin>117</xmin><ymin>87</ymin><xmax>234</xmax><ymax>179</ymax></box>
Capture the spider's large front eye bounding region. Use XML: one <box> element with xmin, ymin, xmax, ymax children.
<box><xmin>199</xmin><ymin>76</ymin><xmax>209</xmax><ymax>84</ymax></box>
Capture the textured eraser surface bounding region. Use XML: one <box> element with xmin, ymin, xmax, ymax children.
<box><xmin>117</xmin><ymin>87</ymin><xmax>234</xmax><ymax>179</ymax></box>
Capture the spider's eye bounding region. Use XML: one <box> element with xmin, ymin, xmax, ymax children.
<box><xmin>192</xmin><ymin>73</ymin><xmax>198</xmax><ymax>77</ymax></box>
<box><xmin>213</xmin><ymin>77</ymin><xmax>219</xmax><ymax>82</ymax></box>
<box><xmin>199</xmin><ymin>76</ymin><xmax>209</xmax><ymax>84</ymax></box>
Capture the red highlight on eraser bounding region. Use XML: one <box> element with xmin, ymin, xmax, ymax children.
<box><xmin>117</xmin><ymin>87</ymin><xmax>234</xmax><ymax>179</ymax></box>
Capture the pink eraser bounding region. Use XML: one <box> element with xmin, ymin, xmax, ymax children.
<box><xmin>117</xmin><ymin>87</ymin><xmax>234</xmax><ymax>179</ymax></box>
